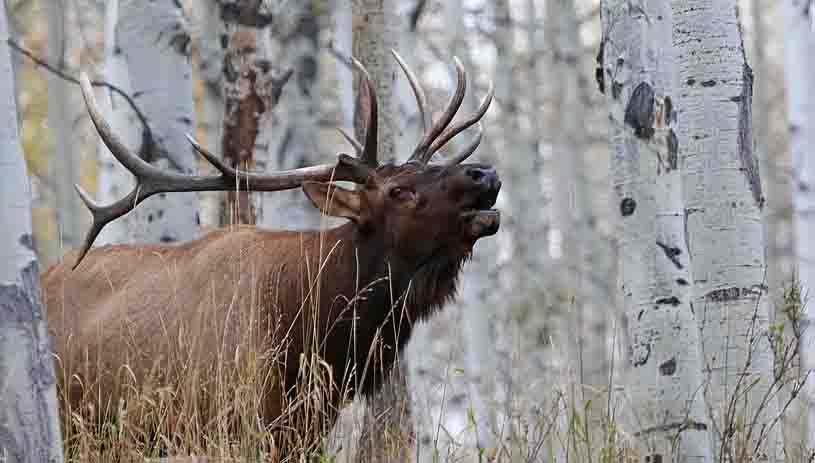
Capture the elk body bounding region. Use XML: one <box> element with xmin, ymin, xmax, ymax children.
<box><xmin>42</xmin><ymin>54</ymin><xmax>499</xmax><ymax>439</ymax></box>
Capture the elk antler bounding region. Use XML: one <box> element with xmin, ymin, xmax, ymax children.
<box><xmin>335</xmin><ymin>57</ymin><xmax>380</xmax><ymax>167</ymax></box>
<box><xmin>72</xmin><ymin>72</ymin><xmax>372</xmax><ymax>270</ymax></box>
<box><xmin>392</xmin><ymin>51</ymin><xmax>492</xmax><ymax>165</ymax></box>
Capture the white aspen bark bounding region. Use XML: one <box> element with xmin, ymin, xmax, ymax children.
<box><xmin>542</xmin><ymin>0</ymin><xmax>581</xmax><ymax>459</ymax></box>
<box><xmin>256</xmin><ymin>1</ymin><xmax>323</xmax><ymax>230</ymax></box>
<box><xmin>210</xmin><ymin>1</ymin><xmax>292</xmax><ymax>226</ymax></box>
<box><xmin>352</xmin><ymin>0</ymin><xmax>397</xmax><ymax>159</ymax></box>
<box><xmin>549</xmin><ymin>0</ymin><xmax>585</xmax><ymax>373</ymax></box>
<box><xmin>334</xmin><ymin>0</ymin><xmax>355</xmax><ymax>130</ymax></box>
<box><xmin>95</xmin><ymin>0</ymin><xmax>138</xmax><ymax>246</ymax></box>
<box><xmin>0</xmin><ymin>1</ymin><xmax>64</xmax><ymax>459</ymax></box>
<box><xmin>193</xmin><ymin>0</ymin><xmax>226</xmax><ymax>231</ymax></box>
<box><xmin>783</xmin><ymin>0</ymin><xmax>815</xmax><ymax>452</ymax></box>
<box><xmin>118</xmin><ymin>0</ymin><xmax>199</xmax><ymax>243</ymax></box>
<box><xmin>327</xmin><ymin>3</ymin><xmax>365</xmax><ymax>458</ymax></box>
<box><xmin>352</xmin><ymin>3</ymin><xmax>411</xmax><ymax>461</ymax></box>
<box><xmin>392</xmin><ymin>0</ymin><xmax>422</xmax><ymax>159</ymax></box>
<box><xmin>600</xmin><ymin>0</ymin><xmax>712</xmax><ymax>460</ymax></box>
<box><xmin>438</xmin><ymin>0</ymin><xmax>502</xmax><ymax>454</ymax></box>
<box><xmin>672</xmin><ymin>0</ymin><xmax>784</xmax><ymax>460</ymax></box>
<box><xmin>45</xmin><ymin>0</ymin><xmax>82</xmax><ymax>258</ymax></box>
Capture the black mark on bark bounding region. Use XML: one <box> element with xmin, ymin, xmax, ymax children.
<box><xmin>612</xmin><ymin>81</ymin><xmax>623</xmax><ymax>100</ymax></box>
<box><xmin>620</xmin><ymin>198</ymin><xmax>636</xmax><ymax>216</ymax></box>
<box><xmin>635</xmin><ymin>420</ymin><xmax>708</xmax><ymax>437</ymax></box>
<box><xmin>701</xmin><ymin>79</ymin><xmax>717</xmax><ymax>87</ymax></box>
<box><xmin>221</xmin><ymin>2</ymin><xmax>274</xmax><ymax>28</ymax></box>
<box><xmin>595</xmin><ymin>39</ymin><xmax>605</xmax><ymax>94</ymax></box>
<box><xmin>664</xmin><ymin>96</ymin><xmax>675</xmax><ymax>124</ymax></box>
<box><xmin>666</xmin><ymin>129</ymin><xmax>678</xmax><ymax>171</ymax></box>
<box><xmin>633</xmin><ymin>342</ymin><xmax>652</xmax><ymax>367</ymax></box>
<box><xmin>0</xmin><ymin>261</ymin><xmax>42</xmax><ymax>325</ymax></box>
<box><xmin>659</xmin><ymin>357</ymin><xmax>677</xmax><ymax>375</ymax></box>
<box><xmin>656</xmin><ymin>241</ymin><xmax>683</xmax><ymax>269</ymax></box>
<box><xmin>656</xmin><ymin>296</ymin><xmax>680</xmax><ymax>306</ymax></box>
<box><xmin>736</xmin><ymin>63</ymin><xmax>765</xmax><ymax>209</ymax></box>
<box><xmin>705</xmin><ymin>285</ymin><xmax>765</xmax><ymax>302</ymax></box>
<box><xmin>19</xmin><ymin>233</ymin><xmax>34</xmax><ymax>252</ymax></box>
<box><xmin>625</xmin><ymin>82</ymin><xmax>655</xmax><ymax>139</ymax></box>
<box><xmin>677</xmin><ymin>278</ymin><xmax>689</xmax><ymax>286</ymax></box>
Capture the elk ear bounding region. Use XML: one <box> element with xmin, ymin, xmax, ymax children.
<box><xmin>302</xmin><ymin>182</ymin><xmax>362</xmax><ymax>222</ymax></box>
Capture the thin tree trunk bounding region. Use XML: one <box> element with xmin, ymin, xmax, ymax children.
<box><xmin>193</xmin><ymin>0</ymin><xmax>226</xmax><ymax>231</ymax></box>
<box><xmin>443</xmin><ymin>0</ymin><xmax>504</xmax><ymax>455</ymax></box>
<box><xmin>46</xmin><ymin>0</ymin><xmax>82</xmax><ymax>258</ymax></box>
<box><xmin>783</xmin><ymin>0</ymin><xmax>815</xmax><ymax>452</ymax></box>
<box><xmin>352</xmin><ymin>1</ymin><xmax>410</xmax><ymax>461</ymax></box>
<box><xmin>118</xmin><ymin>0</ymin><xmax>199</xmax><ymax>243</ymax></box>
<box><xmin>0</xmin><ymin>1</ymin><xmax>64</xmax><ymax>459</ymax></box>
<box><xmin>95</xmin><ymin>0</ymin><xmax>138</xmax><ymax>246</ymax></box>
<box><xmin>256</xmin><ymin>1</ymin><xmax>323</xmax><ymax>230</ymax></box>
<box><xmin>215</xmin><ymin>0</ymin><xmax>289</xmax><ymax>226</ymax></box>
<box><xmin>352</xmin><ymin>0</ymin><xmax>396</xmax><ymax>159</ymax></box>
<box><xmin>334</xmin><ymin>0</ymin><xmax>355</xmax><ymax>130</ymax></box>
<box><xmin>599</xmin><ymin>0</ymin><xmax>713</xmax><ymax>460</ymax></box>
<box><xmin>672</xmin><ymin>0</ymin><xmax>784</xmax><ymax>460</ymax></box>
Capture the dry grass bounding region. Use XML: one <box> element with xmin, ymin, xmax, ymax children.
<box><xmin>51</xmin><ymin>255</ymin><xmax>813</xmax><ymax>463</ymax></box>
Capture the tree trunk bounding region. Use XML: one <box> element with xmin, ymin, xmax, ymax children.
<box><xmin>672</xmin><ymin>0</ymin><xmax>784</xmax><ymax>460</ymax></box>
<box><xmin>117</xmin><ymin>0</ymin><xmax>199</xmax><ymax>243</ymax></box>
<box><xmin>599</xmin><ymin>0</ymin><xmax>713</xmax><ymax>460</ymax></box>
<box><xmin>352</xmin><ymin>0</ymin><xmax>397</xmax><ymax>159</ymax></box>
<box><xmin>783</xmin><ymin>0</ymin><xmax>815</xmax><ymax>452</ymax></box>
<box><xmin>255</xmin><ymin>1</ymin><xmax>323</xmax><ymax>230</ymax></box>
<box><xmin>45</xmin><ymin>0</ymin><xmax>82</xmax><ymax>260</ymax></box>
<box><xmin>214</xmin><ymin>0</ymin><xmax>290</xmax><ymax>226</ymax></box>
<box><xmin>95</xmin><ymin>0</ymin><xmax>139</xmax><ymax>246</ymax></box>
<box><xmin>192</xmin><ymin>0</ymin><xmax>226</xmax><ymax>231</ymax></box>
<box><xmin>352</xmin><ymin>1</ymin><xmax>410</xmax><ymax>461</ymax></box>
<box><xmin>334</xmin><ymin>0</ymin><xmax>356</xmax><ymax>131</ymax></box>
<box><xmin>0</xmin><ymin>1</ymin><xmax>64</xmax><ymax>459</ymax></box>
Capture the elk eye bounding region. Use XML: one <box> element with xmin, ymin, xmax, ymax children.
<box><xmin>390</xmin><ymin>187</ymin><xmax>415</xmax><ymax>202</ymax></box>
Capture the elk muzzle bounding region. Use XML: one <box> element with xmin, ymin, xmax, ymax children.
<box><xmin>460</xmin><ymin>165</ymin><xmax>501</xmax><ymax>240</ymax></box>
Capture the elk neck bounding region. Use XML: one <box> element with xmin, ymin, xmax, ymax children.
<box><xmin>303</xmin><ymin>221</ymin><xmax>470</xmax><ymax>397</ymax></box>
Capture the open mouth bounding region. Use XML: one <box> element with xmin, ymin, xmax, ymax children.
<box><xmin>461</xmin><ymin>191</ymin><xmax>500</xmax><ymax>239</ymax></box>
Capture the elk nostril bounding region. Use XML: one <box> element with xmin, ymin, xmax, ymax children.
<box><xmin>468</xmin><ymin>168</ymin><xmax>484</xmax><ymax>182</ymax></box>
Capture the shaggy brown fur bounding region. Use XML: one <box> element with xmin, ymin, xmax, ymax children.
<box><xmin>43</xmin><ymin>161</ymin><xmax>501</xmax><ymax>438</ymax></box>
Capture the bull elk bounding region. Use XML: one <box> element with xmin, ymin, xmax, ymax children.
<box><xmin>42</xmin><ymin>52</ymin><xmax>499</xmax><ymax>447</ymax></box>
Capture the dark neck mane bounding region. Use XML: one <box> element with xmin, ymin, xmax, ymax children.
<box><xmin>313</xmin><ymin>223</ymin><xmax>470</xmax><ymax>397</ymax></box>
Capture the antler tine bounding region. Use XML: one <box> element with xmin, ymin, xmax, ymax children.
<box><xmin>427</xmin><ymin>80</ymin><xmax>494</xmax><ymax>159</ymax></box>
<box><xmin>391</xmin><ymin>49</ymin><xmax>431</xmax><ymax>133</ymax></box>
<box><xmin>445</xmin><ymin>123</ymin><xmax>483</xmax><ymax>166</ymax></box>
<box><xmin>409</xmin><ymin>57</ymin><xmax>467</xmax><ymax>164</ymax></box>
<box><xmin>73</xmin><ymin>72</ymin><xmax>362</xmax><ymax>270</ymax></box>
<box><xmin>350</xmin><ymin>57</ymin><xmax>379</xmax><ymax>167</ymax></box>
<box><xmin>336</xmin><ymin>127</ymin><xmax>364</xmax><ymax>156</ymax></box>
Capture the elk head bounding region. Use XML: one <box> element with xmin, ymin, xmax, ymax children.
<box><xmin>72</xmin><ymin>51</ymin><xmax>498</xmax><ymax>272</ymax></box>
<box><xmin>303</xmin><ymin>54</ymin><xmax>499</xmax><ymax>272</ymax></box>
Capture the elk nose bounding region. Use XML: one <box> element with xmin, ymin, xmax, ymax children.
<box><xmin>466</xmin><ymin>166</ymin><xmax>501</xmax><ymax>191</ymax></box>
